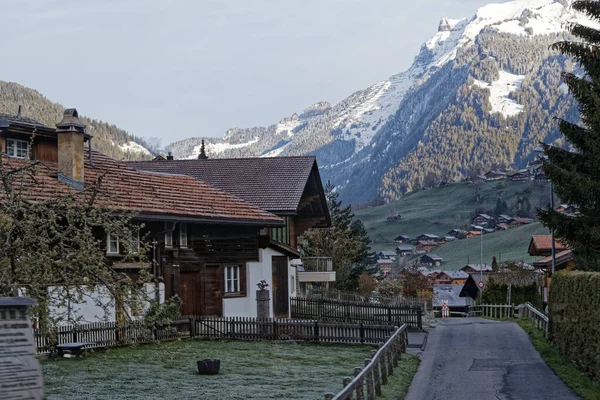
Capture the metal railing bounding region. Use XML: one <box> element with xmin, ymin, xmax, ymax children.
<box><xmin>324</xmin><ymin>324</ymin><xmax>408</xmax><ymax>400</ymax></box>
<box><xmin>515</xmin><ymin>303</ymin><xmax>549</xmax><ymax>338</ymax></box>
<box><xmin>301</xmin><ymin>257</ymin><xmax>333</xmax><ymax>272</ymax></box>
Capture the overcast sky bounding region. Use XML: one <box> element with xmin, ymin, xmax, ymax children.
<box><xmin>5</xmin><ymin>0</ymin><xmax>492</xmax><ymax>143</ymax></box>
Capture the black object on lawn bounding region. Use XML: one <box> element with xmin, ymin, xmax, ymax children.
<box><xmin>197</xmin><ymin>359</ymin><xmax>221</xmax><ymax>375</ymax></box>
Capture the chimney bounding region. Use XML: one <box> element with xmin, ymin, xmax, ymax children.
<box><xmin>167</xmin><ymin>152</ymin><xmax>174</xmax><ymax>160</ymax></box>
<box><xmin>16</xmin><ymin>105</ymin><xmax>22</xmax><ymax>120</ymax></box>
<box><xmin>56</xmin><ymin>108</ymin><xmax>87</xmax><ymax>190</ymax></box>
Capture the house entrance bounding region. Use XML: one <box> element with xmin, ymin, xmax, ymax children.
<box><xmin>272</xmin><ymin>256</ymin><xmax>289</xmax><ymax>318</ymax></box>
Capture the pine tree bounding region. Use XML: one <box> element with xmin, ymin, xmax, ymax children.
<box><xmin>492</xmin><ymin>256</ymin><xmax>499</xmax><ymax>272</ymax></box>
<box><xmin>539</xmin><ymin>1</ymin><xmax>600</xmax><ymax>271</ymax></box>
<box><xmin>198</xmin><ymin>139</ymin><xmax>208</xmax><ymax>160</ymax></box>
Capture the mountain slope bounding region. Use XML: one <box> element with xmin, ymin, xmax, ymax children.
<box><xmin>167</xmin><ymin>0</ymin><xmax>592</xmax><ymax>205</ymax></box>
<box><xmin>0</xmin><ymin>81</ymin><xmax>154</xmax><ymax>161</ymax></box>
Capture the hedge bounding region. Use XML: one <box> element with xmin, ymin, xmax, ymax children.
<box><xmin>482</xmin><ymin>279</ymin><xmax>542</xmax><ymax>309</ymax></box>
<box><xmin>549</xmin><ymin>271</ymin><xmax>600</xmax><ymax>381</ymax></box>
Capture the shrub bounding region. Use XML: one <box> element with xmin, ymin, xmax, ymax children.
<box><xmin>549</xmin><ymin>271</ymin><xmax>600</xmax><ymax>382</ymax></box>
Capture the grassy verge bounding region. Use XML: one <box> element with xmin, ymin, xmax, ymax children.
<box><xmin>379</xmin><ymin>354</ymin><xmax>420</xmax><ymax>399</ymax></box>
<box><xmin>42</xmin><ymin>339</ymin><xmax>374</xmax><ymax>399</ymax></box>
<box><xmin>516</xmin><ymin>318</ymin><xmax>600</xmax><ymax>400</ymax></box>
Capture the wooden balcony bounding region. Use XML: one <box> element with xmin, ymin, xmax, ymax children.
<box><xmin>298</xmin><ymin>257</ymin><xmax>335</xmax><ymax>283</ymax></box>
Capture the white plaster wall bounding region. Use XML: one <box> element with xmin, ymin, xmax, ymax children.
<box><xmin>46</xmin><ymin>283</ymin><xmax>165</xmax><ymax>325</ymax></box>
<box><xmin>223</xmin><ymin>247</ymin><xmax>295</xmax><ymax>318</ymax></box>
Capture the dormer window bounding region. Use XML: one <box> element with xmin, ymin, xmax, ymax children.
<box><xmin>6</xmin><ymin>139</ymin><xmax>28</xmax><ymax>158</ymax></box>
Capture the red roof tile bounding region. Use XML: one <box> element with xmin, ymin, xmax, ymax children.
<box><xmin>1</xmin><ymin>152</ymin><xmax>282</xmax><ymax>225</ymax></box>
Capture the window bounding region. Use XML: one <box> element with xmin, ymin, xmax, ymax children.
<box><xmin>224</xmin><ymin>265</ymin><xmax>240</xmax><ymax>293</ymax></box>
<box><xmin>271</xmin><ymin>217</ymin><xmax>290</xmax><ymax>245</ymax></box>
<box><xmin>165</xmin><ymin>222</ymin><xmax>174</xmax><ymax>248</ymax></box>
<box><xmin>107</xmin><ymin>229</ymin><xmax>139</xmax><ymax>255</ymax></box>
<box><xmin>107</xmin><ymin>232</ymin><xmax>119</xmax><ymax>254</ymax></box>
<box><xmin>180</xmin><ymin>223</ymin><xmax>188</xmax><ymax>248</ymax></box>
<box><xmin>6</xmin><ymin>139</ymin><xmax>28</xmax><ymax>158</ymax></box>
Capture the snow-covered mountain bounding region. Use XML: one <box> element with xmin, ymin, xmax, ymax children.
<box><xmin>167</xmin><ymin>0</ymin><xmax>592</xmax><ymax>204</ymax></box>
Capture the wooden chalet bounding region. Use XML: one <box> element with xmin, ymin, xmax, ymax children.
<box><xmin>484</xmin><ymin>170</ymin><xmax>506</xmax><ymax>181</ymax></box>
<box><xmin>386</xmin><ymin>214</ymin><xmax>401</xmax><ymax>222</ymax></box>
<box><xmin>126</xmin><ymin>154</ymin><xmax>332</xmax><ymax>317</ymax></box>
<box><xmin>378</xmin><ymin>250</ymin><xmax>397</xmax><ymax>260</ymax></box>
<box><xmin>555</xmin><ymin>204</ymin><xmax>576</xmax><ymax>215</ymax></box>
<box><xmin>495</xmin><ymin>215</ymin><xmax>514</xmax><ymax>225</ymax></box>
<box><xmin>461</xmin><ymin>264</ymin><xmax>492</xmax><ymax>274</ymax></box>
<box><xmin>511</xmin><ymin>217</ymin><xmax>534</xmax><ymax>227</ymax></box>
<box><xmin>447</xmin><ymin>229</ymin><xmax>467</xmax><ymax>238</ymax></box>
<box><xmin>420</xmin><ymin>254</ymin><xmax>443</xmax><ymax>267</ymax></box>
<box><xmin>472</xmin><ymin>214</ymin><xmax>493</xmax><ymax>227</ymax></box>
<box><xmin>416</xmin><ymin>234</ymin><xmax>439</xmax><ymax>241</ymax></box>
<box><xmin>508</xmin><ymin>170</ymin><xmax>531</xmax><ymax>182</ymax></box>
<box><xmin>465</xmin><ymin>231</ymin><xmax>482</xmax><ymax>239</ymax></box>
<box><xmin>0</xmin><ymin>109</ymin><xmax>285</xmax><ymax>320</ymax></box>
<box><xmin>415</xmin><ymin>240</ymin><xmax>437</xmax><ymax>253</ymax></box>
<box><xmin>528</xmin><ymin>235</ymin><xmax>568</xmax><ymax>257</ymax></box>
<box><xmin>394</xmin><ymin>235</ymin><xmax>410</xmax><ymax>243</ymax></box>
<box><xmin>534</xmin><ymin>172</ymin><xmax>547</xmax><ymax>183</ymax></box>
<box><xmin>395</xmin><ymin>245</ymin><xmax>413</xmax><ymax>256</ymax></box>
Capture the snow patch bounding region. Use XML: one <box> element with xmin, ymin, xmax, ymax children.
<box><xmin>119</xmin><ymin>141</ymin><xmax>151</xmax><ymax>156</ymax></box>
<box><xmin>473</xmin><ymin>71</ymin><xmax>526</xmax><ymax>117</ymax></box>
<box><xmin>276</xmin><ymin>119</ymin><xmax>302</xmax><ymax>137</ymax></box>
<box><xmin>187</xmin><ymin>137</ymin><xmax>259</xmax><ymax>158</ymax></box>
<box><xmin>261</xmin><ymin>141</ymin><xmax>292</xmax><ymax>157</ymax></box>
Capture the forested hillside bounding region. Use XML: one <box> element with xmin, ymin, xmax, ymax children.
<box><xmin>0</xmin><ymin>81</ymin><xmax>154</xmax><ymax>161</ymax></box>
<box><xmin>166</xmin><ymin>0</ymin><xmax>589</xmax><ymax>206</ymax></box>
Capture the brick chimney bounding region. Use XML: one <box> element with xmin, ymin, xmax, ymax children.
<box><xmin>56</xmin><ymin>108</ymin><xmax>87</xmax><ymax>190</ymax></box>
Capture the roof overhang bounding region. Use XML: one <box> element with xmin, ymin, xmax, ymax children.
<box><xmin>268</xmin><ymin>240</ymin><xmax>301</xmax><ymax>258</ymax></box>
<box><xmin>132</xmin><ymin>212</ymin><xmax>284</xmax><ymax>227</ymax></box>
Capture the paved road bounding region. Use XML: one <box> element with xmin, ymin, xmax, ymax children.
<box><xmin>405</xmin><ymin>318</ymin><xmax>578</xmax><ymax>400</ymax></box>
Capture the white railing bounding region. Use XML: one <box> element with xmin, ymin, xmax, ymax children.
<box><xmin>515</xmin><ymin>303</ymin><xmax>549</xmax><ymax>338</ymax></box>
<box><xmin>301</xmin><ymin>257</ymin><xmax>333</xmax><ymax>272</ymax></box>
<box><xmin>468</xmin><ymin>304</ymin><xmax>514</xmax><ymax>319</ymax></box>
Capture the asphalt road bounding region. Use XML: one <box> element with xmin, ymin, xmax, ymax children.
<box><xmin>405</xmin><ymin>318</ymin><xmax>578</xmax><ymax>400</ymax></box>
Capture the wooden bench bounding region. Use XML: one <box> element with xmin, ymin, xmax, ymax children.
<box><xmin>55</xmin><ymin>342</ymin><xmax>89</xmax><ymax>358</ymax></box>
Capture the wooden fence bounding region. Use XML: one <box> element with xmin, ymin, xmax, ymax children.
<box><xmin>306</xmin><ymin>287</ymin><xmax>430</xmax><ymax>311</ymax></box>
<box><xmin>35</xmin><ymin>316</ymin><xmax>398</xmax><ymax>353</ymax></box>
<box><xmin>515</xmin><ymin>303</ymin><xmax>549</xmax><ymax>337</ymax></box>
<box><xmin>468</xmin><ymin>304</ymin><xmax>514</xmax><ymax>319</ymax></box>
<box><xmin>323</xmin><ymin>324</ymin><xmax>408</xmax><ymax>400</ymax></box>
<box><xmin>291</xmin><ymin>297</ymin><xmax>422</xmax><ymax>330</ymax></box>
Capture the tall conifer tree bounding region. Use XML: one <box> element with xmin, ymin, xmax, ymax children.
<box><xmin>539</xmin><ymin>1</ymin><xmax>600</xmax><ymax>270</ymax></box>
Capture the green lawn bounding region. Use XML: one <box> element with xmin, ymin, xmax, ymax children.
<box><xmin>432</xmin><ymin>222</ymin><xmax>548</xmax><ymax>268</ymax></box>
<box><xmin>355</xmin><ymin>180</ymin><xmax>552</xmax><ymax>268</ymax></box>
<box><xmin>516</xmin><ymin>318</ymin><xmax>600</xmax><ymax>400</ymax></box>
<box><xmin>42</xmin><ymin>339</ymin><xmax>375</xmax><ymax>399</ymax></box>
<box><xmin>379</xmin><ymin>354</ymin><xmax>420</xmax><ymax>399</ymax></box>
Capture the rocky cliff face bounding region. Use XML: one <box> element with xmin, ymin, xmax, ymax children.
<box><xmin>167</xmin><ymin>0</ymin><xmax>592</xmax><ymax>204</ymax></box>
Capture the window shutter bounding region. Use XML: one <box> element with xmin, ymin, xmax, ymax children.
<box><xmin>240</xmin><ymin>264</ymin><xmax>247</xmax><ymax>296</ymax></box>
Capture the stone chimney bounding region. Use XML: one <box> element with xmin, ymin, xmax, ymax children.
<box><xmin>56</xmin><ymin>108</ymin><xmax>87</xmax><ymax>190</ymax></box>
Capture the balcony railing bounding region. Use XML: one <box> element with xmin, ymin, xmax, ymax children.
<box><xmin>300</xmin><ymin>257</ymin><xmax>333</xmax><ymax>272</ymax></box>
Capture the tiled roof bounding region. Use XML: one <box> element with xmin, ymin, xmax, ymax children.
<box><xmin>533</xmin><ymin>250</ymin><xmax>573</xmax><ymax>268</ymax></box>
<box><xmin>0</xmin><ymin>113</ymin><xmax>47</xmax><ymax>127</ymax></box>
<box><xmin>1</xmin><ymin>152</ymin><xmax>282</xmax><ymax>225</ymax></box>
<box><xmin>528</xmin><ymin>235</ymin><xmax>568</xmax><ymax>256</ymax></box>
<box><xmin>125</xmin><ymin>156</ymin><xmax>319</xmax><ymax>213</ymax></box>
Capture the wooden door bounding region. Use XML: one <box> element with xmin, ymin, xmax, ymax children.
<box><xmin>272</xmin><ymin>256</ymin><xmax>289</xmax><ymax>318</ymax></box>
<box><xmin>180</xmin><ymin>271</ymin><xmax>202</xmax><ymax>316</ymax></box>
<box><xmin>201</xmin><ymin>264</ymin><xmax>223</xmax><ymax>316</ymax></box>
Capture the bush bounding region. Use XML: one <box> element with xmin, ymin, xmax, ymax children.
<box><xmin>549</xmin><ymin>271</ymin><xmax>600</xmax><ymax>382</ymax></box>
<box><xmin>482</xmin><ymin>279</ymin><xmax>542</xmax><ymax>309</ymax></box>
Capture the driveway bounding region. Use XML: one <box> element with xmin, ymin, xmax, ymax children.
<box><xmin>405</xmin><ymin>318</ymin><xmax>578</xmax><ymax>400</ymax></box>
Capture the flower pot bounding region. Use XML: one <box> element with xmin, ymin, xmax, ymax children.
<box><xmin>197</xmin><ymin>358</ymin><xmax>220</xmax><ymax>375</ymax></box>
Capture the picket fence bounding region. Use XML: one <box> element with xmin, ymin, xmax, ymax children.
<box><xmin>291</xmin><ymin>297</ymin><xmax>423</xmax><ymax>330</ymax></box>
<box><xmin>34</xmin><ymin>316</ymin><xmax>398</xmax><ymax>353</ymax></box>
<box><xmin>324</xmin><ymin>324</ymin><xmax>408</xmax><ymax>400</ymax></box>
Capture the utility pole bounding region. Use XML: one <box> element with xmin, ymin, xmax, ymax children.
<box><xmin>550</xmin><ymin>181</ymin><xmax>556</xmax><ymax>275</ymax></box>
